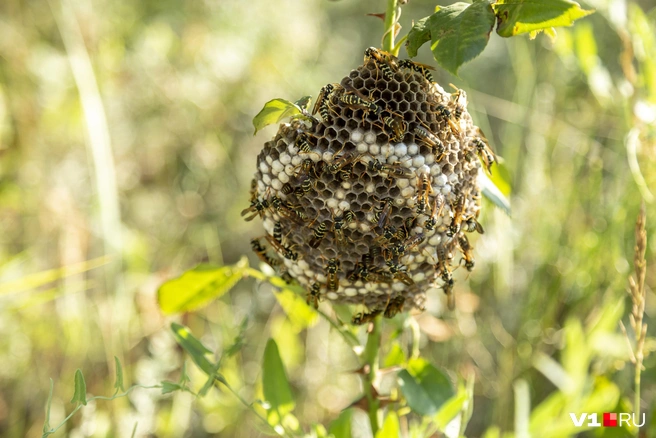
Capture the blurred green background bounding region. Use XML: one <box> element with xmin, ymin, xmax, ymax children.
<box><xmin>0</xmin><ymin>0</ymin><xmax>655</xmax><ymax>436</ymax></box>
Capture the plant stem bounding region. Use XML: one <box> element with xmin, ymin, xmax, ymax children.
<box><xmin>363</xmin><ymin>316</ymin><xmax>382</xmax><ymax>435</ymax></box>
<box><xmin>383</xmin><ymin>0</ymin><xmax>399</xmax><ymax>52</ymax></box>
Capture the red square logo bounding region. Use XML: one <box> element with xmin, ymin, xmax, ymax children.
<box><xmin>603</xmin><ymin>412</ymin><xmax>617</xmax><ymax>427</ymax></box>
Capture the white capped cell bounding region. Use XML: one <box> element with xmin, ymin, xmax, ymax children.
<box><xmin>335</xmin><ymin>189</ymin><xmax>346</xmax><ymax>200</ymax></box>
<box><xmin>357</xmin><ymin>142</ymin><xmax>369</xmax><ymax>153</ymax></box>
<box><xmin>327</xmin><ymin>292</ymin><xmax>338</xmax><ymax>300</ymax></box>
<box><xmin>280</xmin><ymin>152</ymin><xmax>292</xmax><ymax>165</ymax></box>
<box><xmin>425</xmin><ymin>153</ymin><xmax>435</xmax><ymax>165</ymax></box>
<box><xmin>278</xmin><ymin>172</ymin><xmax>290</xmax><ymax>184</ymax></box>
<box><xmin>257</xmin><ymin>180</ymin><xmax>266</xmax><ymax>192</ymax></box>
<box><xmin>417</xmin><ymin>164</ymin><xmax>430</xmax><ymax>176</ymax></box>
<box><xmin>271</xmin><ymin>160</ymin><xmax>284</xmax><ymax>174</ymax></box>
<box><xmin>341</xmin><ymin>182</ymin><xmax>352</xmax><ymax>189</ymax></box>
<box><xmin>395</xmin><ymin>197</ymin><xmax>406</xmax><ymax>207</ymax></box>
<box><xmin>266</xmin><ymin>156</ymin><xmax>273</xmax><ymax>165</ymax></box>
<box><xmin>259</xmin><ymin>162</ymin><xmax>270</xmax><ymax>174</ymax></box>
<box><xmin>414</xmin><ymin>254</ymin><xmax>425</xmax><ymax>264</ymax></box>
<box><xmin>298</xmin><ymin>260</ymin><xmax>309</xmax><ymax>270</ymax></box>
<box><xmin>317</xmin><ymin>274</ymin><xmax>327</xmax><ymax>283</ymax></box>
<box><xmin>401</xmin><ymin>187</ymin><xmax>414</xmax><ymax>198</ymax></box>
<box><xmin>291</xmin><ymin>155</ymin><xmax>302</xmax><ymax>166</ymax></box>
<box><xmin>366</xmin><ymin>183</ymin><xmax>375</xmax><ymax>193</ymax></box>
<box><xmin>287</xmin><ymin>144</ymin><xmax>298</xmax><ymax>155</ymax></box>
<box><xmin>344</xmin><ymin>288</ymin><xmax>357</xmax><ymax>297</ymax></box>
<box><xmin>412</xmin><ymin>155</ymin><xmax>425</xmax><ymax>168</ymax></box>
<box><xmin>442</xmin><ymin>184</ymin><xmax>452</xmax><ymax>195</ymax></box>
<box><xmin>392</xmin><ymin>283</ymin><xmax>406</xmax><ymax>292</ymax></box>
<box><xmin>394</xmin><ymin>143</ymin><xmax>407</xmax><ymax>157</ymax></box>
<box><xmin>271</xmin><ymin>179</ymin><xmax>282</xmax><ymax>190</ymax></box>
<box><xmin>322</xmin><ymin>151</ymin><xmax>333</xmax><ymax>163</ymax></box>
<box><xmin>310</xmin><ymin>152</ymin><xmax>321</xmax><ymax>162</ymax></box>
<box><xmin>369</xmin><ymin>144</ymin><xmax>380</xmax><ymax>155</ymax></box>
<box><xmin>387</xmin><ymin>154</ymin><xmax>398</xmax><ymax>164</ymax></box>
<box><xmin>448</xmin><ymin>173</ymin><xmax>459</xmax><ymax>184</ymax></box>
<box><xmin>348</xmin><ymin>222</ymin><xmax>358</xmax><ymax>230</ymax></box>
<box><xmin>326</xmin><ymin>198</ymin><xmax>339</xmax><ymax>209</ymax></box>
<box><xmin>359</xmin><ymin>222</ymin><xmax>372</xmax><ymax>233</ymax></box>
<box><xmin>413</xmin><ymin>272</ymin><xmax>426</xmax><ymax>282</ymax></box>
<box><xmin>396</xmin><ymin>178</ymin><xmax>410</xmax><ymax>189</ymax></box>
<box><xmin>435</xmin><ymin>174</ymin><xmax>448</xmax><ymax>186</ymax></box>
<box><xmin>380</xmin><ymin>144</ymin><xmax>390</xmax><ymax>156</ymax></box>
<box><xmin>358</xmin><ymin>288</ymin><xmax>368</xmax><ymax>295</ymax></box>
<box><xmin>364</xmin><ymin>131</ymin><xmax>376</xmax><ymax>144</ymax></box>
<box><xmin>408</xmin><ymin>143</ymin><xmax>418</xmax><ymax>155</ymax></box>
<box><xmin>365</xmin><ymin>282</ymin><xmax>378</xmax><ymax>292</ymax></box>
<box><xmin>339</xmin><ymin>200</ymin><xmax>350</xmax><ymax>211</ymax></box>
<box><xmin>262</xmin><ymin>174</ymin><xmax>271</xmax><ymax>185</ymax></box>
<box><xmin>428</xmin><ymin>234</ymin><xmax>442</xmax><ymax>246</ymax></box>
<box><xmin>351</xmin><ymin>129</ymin><xmax>364</xmax><ymax>142</ymax></box>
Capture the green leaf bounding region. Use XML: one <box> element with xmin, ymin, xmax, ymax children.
<box><xmin>398</xmin><ymin>358</ymin><xmax>454</xmax><ymax>416</ymax></box>
<box><xmin>171</xmin><ymin>323</ymin><xmax>215</xmax><ymax>375</ymax></box>
<box><xmin>383</xmin><ymin>344</ymin><xmax>406</xmax><ymax>368</ymax></box>
<box><xmin>70</xmin><ymin>369</ymin><xmax>87</xmax><ymax>405</ymax></box>
<box><xmin>434</xmin><ymin>389</ymin><xmax>468</xmax><ymax>431</ymax></box>
<box><xmin>262</xmin><ymin>339</ymin><xmax>295</xmax><ymax>422</ymax></box>
<box><xmin>224</xmin><ymin>317</ymin><xmax>249</xmax><ymax>358</ymax></box>
<box><xmin>158</xmin><ymin>258</ymin><xmax>248</xmax><ymax>314</ymax></box>
<box><xmin>375</xmin><ymin>411</ymin><xmax>400</xmax><ymax>438</ymax></box>
<box><xmin>160</xmin><ymin>381</ymin><xmax>182</xmax><ymax>395</ymax></box>
<box><xmin>480</xmin><ymin>169</ymin><xmax>512</xmax><ymax>216</ymax></box>
<box><xmin>493</xmin><ymin>0</ymin><xmax>594</xmax><ymax>38</ymax></box>
<box><xmin>43</xmin><ymin>378</ymin><xmax>54</xmax><ymax>434</ymax></box>
<box><xmin>408</xmin><ymin>2</ymin><xmax>496</xmax><ymax>76</ymax></box>
<box><xmin>253</xmin><ymin>98</ymin><xmax>303</xmax><ymax>135</ymax></box>
<box><xmin>274</xmin><ymin>287</ymin><xmax>319</xmax><ymax>330</ymax></box>
<box><xmin>406</xmin><ymin>16</ymin><xmax>431</xmax><ymax>58</ymax></box>
<box><xmin>294</xmin><ymin>96</ymin><xmax>312</xmax><ymax>112</ymax></box>
<box><xmin>113</xmin><ymin>356</ymin><xmax>125</xmax><ymax>392</ymax></box>
<box><xmin>328</xmin><ymin>408</ymin><xmax>353</xmax><ymax>438</ymax></box>
<box><xmin>198</xmin><ymin>362</ymin><xmax>221</xmax><ymax>397</ymax></box>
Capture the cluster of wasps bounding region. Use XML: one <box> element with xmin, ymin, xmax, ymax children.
<box><xmin>244</xmin><ymin>47</ymin><xmax>496</xmax><ymax>323</ymax></box>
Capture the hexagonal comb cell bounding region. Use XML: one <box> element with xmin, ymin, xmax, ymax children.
<box><xmin>246</xmin><ymin>48</ymin><xmax>488</xmax><ymax>319</ymax></box>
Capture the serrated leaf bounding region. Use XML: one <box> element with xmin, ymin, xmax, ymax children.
<box><xmin>406</xmin><ymin>16</ymin><xmax>431</xmax><ymax>57</ymax></box>
<box><xmin>160</xmin><ymin>381</ymin><xmax>182</xmax><ymax>395</ymax></box>
<box><xmin>429</xmin><ymin>2</ymin><xmax>496</xmax><ymax>75</ymax></box>
<box><xmin>158</xmin><ymin>258</ymin><xmax>248</xmax><ymax>314</ymax></box>
<box><xmin>493</xmin><ymin>0</ymin><xmax>594</xmax><ymax>38</ymax></box>
<box><xmin>171</xmin><ymin>323</ymin><xmax>215</xmax><ymax>375</ymax></box>
<box><xmin>398</xmin><ymin>358</ymin><xmax>454</xmax><ymax>416</ymax></box>
<box><xmin>274</xmin><ymin>287</ymin><xmax>319</xmax><ymax>330</ymax></box>
<box><xmin>375</xmin><ymin>411</ymin><xmax>400</xmax><ymax>438</ymax></box>
<box><xmin>253</xmin><ymin>98</ymin><xmax>303</xmax><ymax>135</ymax></box>
<box><xmin>479</xmin><ymin>169</ymin><xmax>512</xmax><ymax>216</ymax></box>
<box><xmin>328</xmin><ymin>408</ymin><xmax>352</xmax><ymax>438</ymax></box>
<box><xmin>70</xmin><ymin>369</ymin><xmax>87</xmax><ymax>405</ymax></box>
<box><xmin>114</xmin><ymin>356</ymin><xmax>124</xmax><ymax>392</ymax></box>
<box><xmin>262</xmin><ymin>339</ymin><xmax>295</xmax><ymax>422</ymax></box>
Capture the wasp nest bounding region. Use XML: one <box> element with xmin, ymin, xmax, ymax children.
<box><xmin>245</xmin><ymin>48</ymin><xmax>494</xmax><ymax>322</ymax></box>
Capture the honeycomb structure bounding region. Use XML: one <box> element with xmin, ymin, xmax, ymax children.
<box><xmin>245</xmin><ymin>49</ymin><xmax>488</xmax><ymax>318</ymax></box>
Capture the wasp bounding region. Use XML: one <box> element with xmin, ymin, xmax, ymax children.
<box><xmin>385</xmin><ymin>260</ymin><xmax>414</xmax><ymax>286</ymax></box>
<box><xmin>270</xmin><ymin>196</ymin><xmax>307</xmax><ymax>224</ymax></box>
<box><xmin>384</xmin><ymin>296</ymin><xmax>405</xmax><ymax>318</ymax></box>
<box><xmin>450</xmin><ymin>84</ymin><xmax>467</xmax><ymax>120</ymax></box>
<box><xmin>473</xmin><ymin>137</ymin><xmax>496</xmax><ymax>174</ymax></box>
<box><xmin>384</xmin><ymin>233</ymin><xmax>425</xmax><ymax>261</ymax></box>
<box><xmin>447</xmin><ymin>194</ymin><xmax>467</xmax><ymax>237</ymax></box>
<box><xmin>309</xmin><ymin>221</ymin><xmax>329</xmax><ymax>248</ymax></box>
<box><xmin>295</xmin><ymin>133</ymin><xmax>315</xmax><ymax>154</ymax></box>
<box><xmin>273</xmin><ymin>221</ymin><xmax>283</xmax><ymax>243</ymax></box>
<box><xmin>383</xmin><ymin>116</ymin><xmax>407</xmax><ymax>142</ymax></box>
<box><xmin>375</xmin><ymin>225</ymin><xmax>397</xmax><ymax>245</ymax></box>
<box><xmin>333</xmin><ymin>210</ymin><xmax>354</xmax><ymax>247</ymax></box>
<box><xmin>325</xmin><ymin>258</ymin><xmax>341</xmax><ymax>292</ymax></box>
<box><xmin>424</xmin><ymin>194</ymin><xmax>444</xmax><ymax>231</ymax></box>
<box><xmin>435</xmin><ymin>104</ymin><xmax>460</xmax><ymax>134</ymax></box>
<box><xmin>352</xmin><ymin>308</ymin><xmax>382</xmax><ymax>325</ymax></box>
<box><xmin>462</xmin><ymin>217</ymin><xmax>485</xmax><ymax>234</ymax></box>
<box><xmin>265</xmin><ymin>235</ymin><xmax>297</xmax><ymax>260</ymax></box>
<box><xmin>443</xmin><ymin>278</ymin><xmax>456</xmax><ymax>311</ymax></box>
<box><xmin>313</xmin><ymin>83</ymin><xmax>339</xmax><ymax>121</ymax></box>
<box><xmin>416</xmin><ymin>173</ymin><xmax>433</xmax><ymax>214</ymax></box>
<box><xmin>414</xmin><ymin>126</ymin><xmax>446</xmax><ymax>160</ymax></box>
<box><xmin>339</xmin><ymin>93</ymin><xmax>380</xmax><ymax>115</ymax></box>
<box><xmin>364</xmin><ymin>47</ymin><xmax>398</xmax><ymax>80</ymax></box>
<box><xmin>327</xmin><ymin>152</ymin><xmax>359</xmax><ymax>175</ymax></box>
<box><xmin>435</xmin><ymin>245</ymin><xmax>453</xmax><ymax>284</ymax></box>
<box><xmin>241</xmin><ymin>198</ymin><xmax>269</xmax><ymax>222</ymax></box>
<box><xmin>281</xmin><ymin>183</ymin><xmax>294</xmax><ymax>196</ymax></box>
<box><xmin>457</xmin><ymin>233</ymin><xmax>475</xmax><ymax>271</ymax></box>
<box><xmin>293</xmin><ymin>173</ymin><xmax>314</xmax><ymax>196</ymax></box>
<box><xmin>398</xmin><ymin>59</ymin><xmax>435</xmax><ymax>82</ymax></box>
<box><xmin>347</xmin><ymin>262</ymin><xmax>366</xmax><ymax>282</ymax></box>
<box><xmin>250</xmin><ymin>238</ymin><xmax>279</xmax><ymax>268</ymax></box>
<box><xmin>371</xmin><ymin>197</ymin><xmax>394</xmax><ymax>229</ymax></box>
<box><xmin>366</xmin><ymin>158</ymin><xmax>413</xmax><ymax>179</ymax></box>
<box><xmin>307</xmin><ymin>282</ymin><xmax>322</xmax><ymax>309</ymax></box>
